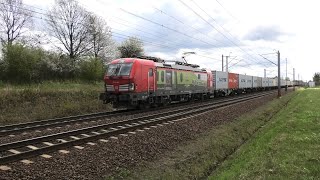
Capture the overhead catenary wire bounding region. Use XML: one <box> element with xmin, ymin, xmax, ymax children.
<box><xmin>1</xmin><ymin>1</ymin><xmax>284</xmax><ymax>72</ymax></box>
<box><xmin>90</xmin><ymin>0</ymin><xmax>280</xmax><ymax>70</ymax></box>
<box><xmin>180</xmin><ymin>0</ymin><xmax>269</xmax><ymax>68</ymax></box>
<box><xmin>211</xmin><ymin>0</ymin><xmax>278</xmax><ymax>61</ymax></box>
<box><xmin>215</xmin><ymin>0</ymin><xmax>240</xmax><ymax>22</ymax></box>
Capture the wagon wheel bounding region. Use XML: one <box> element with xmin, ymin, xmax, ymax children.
<box><xmin>138</xmin><ymin>102</ymin><xmax>150</xmax><ymax>109</ymax></box>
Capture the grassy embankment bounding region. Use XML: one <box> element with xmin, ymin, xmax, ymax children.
<box><xmin>108</xmin><ymin>90</ymin><xmax>297</xmax><ymax>179</ymax></box>
<box><xmin>0</xmin><ymin>81</ymin><xmax>111</xmax><ymax>125</ymax></box>
<box><xmin>210</xmin><ymin>88</ymin><xmax>320</xmax><ymax>179</ymax></box>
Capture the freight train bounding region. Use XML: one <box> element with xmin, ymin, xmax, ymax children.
<box><xmin>100</xmin><ymin>56</ymin><xmax>295</xmax><ymax>109</ymax></box>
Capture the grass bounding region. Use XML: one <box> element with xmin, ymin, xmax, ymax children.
<box><xmin>0</xmin><ymin>81</ymin><xmax>111</xmax><ymax>125</ymax></box>
<box><xmin>106</xmin><ymin>90</ymin><xmax>296</xmax><ymax>179</ymax></box>
<box><xmin>210</xmin><ymin>88</ymin><xmax>320</xmax><ymax>179</ymax></box>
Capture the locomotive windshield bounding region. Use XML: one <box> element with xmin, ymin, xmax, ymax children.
<box><xmin>106</xmin><ymin>63</ymin><xmax>133</xmax><ymax>76</ymax></box>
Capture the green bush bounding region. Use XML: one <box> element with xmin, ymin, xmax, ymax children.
<box><xmin>0</xmin><ymin>44</ymin><xmax>107</xmax><ymax>84</ymax></box>
<box><xmin>0</xmin><ymin>60</ymin><xmax>5</xmax><ymax>81</ymax></box>
<box><xmin>2</xmin><ymin>44</ymin><xmax>43</xmax><ymax>83</ymax></box>
<box><xmin>80</xmin><ymin>57</ymin><xmax>105</xmax><ymax>81</ymax></box>
<box><xmin>38</xmin><ymin>53</ymin><xmax>78</xmax><ymax>81</ymax></box>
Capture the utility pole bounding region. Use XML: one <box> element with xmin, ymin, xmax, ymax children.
<box><xmin>285</xmin><ymin>58</ymin><xmax>287</xmax><ymax>91</ymax></box>
<box><xmin>293</xmin><ymin>68</ymin><xmax>295</xmax><ymax>91</ymax></box>
<box><xmin>222</xmin><ymin>54</ymin><xmax>224</xmax><ymax>72</ymax></box>
<box><xmin>277</xmin><ymin>51</ymin><xmax>281</xmax><ymax>98</ymax></box>
<box><xmin>226</xmin><ymin>55</ymin><xmax>229</xmax><ymax>72</ymax></box>
<box><xmin>264</xmin><ymin>69</ymin><xmax>266</xmax><ymax>78</ymax></box>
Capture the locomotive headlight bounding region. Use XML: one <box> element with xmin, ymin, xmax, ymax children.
<box><xmin>129</xmin><ymin>83</ymin><xmax>135</xmax><ymax>91</ymax></box>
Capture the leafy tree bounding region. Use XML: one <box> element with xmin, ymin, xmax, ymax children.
<box><xmin>313</xmin><ymin>72</ymin><xmax>320</xmax><ymax>86</ymax></box>
<box><xmin>80</xmin><ymin>57</ymin><xmax>104</xmax><ymax>81</ymax></box>
<box><xmin>0</xmin><ymin>0</ymin><xmax>32</xmax><ymax>45</ymax></box>
<box><xmin>2</xmin><ymin>44</ymin><xmax>43</xmax><ymax>83</ymax></box>
<box><xmin>118</xmin><ymin>37</ymin><xmax>144</xmax><ymax>58</ymax></box>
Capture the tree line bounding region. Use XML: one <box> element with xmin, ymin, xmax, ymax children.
<box><xmin>0</xmin><ymin>0</ymin><xmax>144</xmax><ymax>83</ymax></box>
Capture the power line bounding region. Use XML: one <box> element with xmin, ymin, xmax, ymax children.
<box><xmin>95</xmin><ymin>0</ymin><xmax>277</xmax><ymax>70</ymax></box>
<box><xmin>1</xmin><ymin>1</ymin><xmax>280</xmax><ymax>72</ymax></box>
<box><xmin>152</xmin><ymin>6</ymin><xmax>227</xmax><ymax>48</ymax></box>
<box><xmin>215</xmin><ymin>0</ymin><xmax>240</xmax><ymax>22</ymax></box>
<box><xmin>183</xmin><ymin>0</ymin><xmax>271</xmax><ymax>67</ymax></box>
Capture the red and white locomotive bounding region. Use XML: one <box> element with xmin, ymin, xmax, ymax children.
<box><xmin>100</xmin><ymin>56</ymin><xmax>213</xmax><ymax>108</ymax></box>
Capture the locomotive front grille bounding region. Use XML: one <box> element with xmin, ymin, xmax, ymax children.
<box><xmin>106</xmin><ymin>85</ymin><xmax>115</xmax><ymax>91</ymax></box>
<box><xmin>119</xmin><ymin>84</ymin><xmax>129</xmax><ymax>91</ymax></box>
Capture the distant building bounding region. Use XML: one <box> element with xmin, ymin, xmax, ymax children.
<box><xmin>308</xmin><ymin>81</ymin><xmax>315</xmax><ymax>87</ymax></box>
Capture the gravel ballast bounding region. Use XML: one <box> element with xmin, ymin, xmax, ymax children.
<box><xmin>0</xmin><ymin>90</ymin><xmax>292</xmax><ymax>179</ymax></box>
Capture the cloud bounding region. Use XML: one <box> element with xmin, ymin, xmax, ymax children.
<box><xmin>243</xmin><ymin>25</ymin><xmax>285</xmax><ymax>41</ymax></box>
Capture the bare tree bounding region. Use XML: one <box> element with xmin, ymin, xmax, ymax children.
<box><xmin>87</xmin><ymin>14</ymin><xmax>114</xmax><ymax>59</ymax></box>
<box><xmin>0</xmin><ymin>0</ymin><xmax>32</xmax><ymax>45</ymax></box>
<box><xmin>46</xmin><ymin>0</ymin><xmax>90</xmax><ymax>62</ymax></box>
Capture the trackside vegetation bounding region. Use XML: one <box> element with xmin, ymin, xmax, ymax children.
<box><xmin>0</xmin><ymin>82</ymin><xmax>111</xmax><ymax>125</ymax></box>
<box><xmin>106</xmin><ymin>91</ymin><xmax>296</xmax><ymax>179</ymax></box>
<box><xmin>210</xmin><ymin>88</ymin><xmax>320</xmax><ymax>179</ymax></box>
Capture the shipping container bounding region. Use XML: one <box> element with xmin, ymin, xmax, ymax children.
<box><xmin>272</xmin><ymin>78</ymin><xmax>278</xmax><ymax>87</ymax></box>
<box><xmin>268</xmin><ymin>78</ymin><xmax>274</xmax><ymax>87</ymax></box>
<box><xmin>252</xmin><ymin>76</ymin><xmax>258</xmax><ymax>88</ymax></box>
<box><xmin>252</xmin><ymin>76</ymin><xmax>262</xmax><ymax>88</ymax></box>
<box><xmin>257</xmin><ymin>77</ymin><xmax>262</xmax><ymax>87</ymax></box>
<box><xmin>239</xmin><ymin>74</ymin><xmax>253</xmax><ymax>88</ymax></box>
<box><xmin>262</xmin><ymin>78</ymin><xmax>268</xmax><ymax>87</ymax></box>
<box><xmin>212</xmin><ymin>71</ymin><xmax>228</xmax><ymax>90</ymax></box>
<box><xmin>228</xmin><ymin>73</ymin><xmax>239</xmax><ymax>89</ymax></box>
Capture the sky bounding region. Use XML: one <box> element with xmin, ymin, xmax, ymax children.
<box><xmin>22</xmin><ymin>0</ymin><xmax>320</xmax><ymax>81</ymax></box>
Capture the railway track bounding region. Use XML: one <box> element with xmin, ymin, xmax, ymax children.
<box><xmin>0</xmin><ymin>91</ymin><xmax>274</xmax><ymax>165</ymax></box>
<box><xmin>0</xmin><ymin>91</ymin><xmax>275</xmax><ymax>137</ymax></box>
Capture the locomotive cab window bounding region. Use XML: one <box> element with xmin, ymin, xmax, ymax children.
<box><xmin>161</xmin><ymin>71</ymin><xmax>164</xmax><ymax>82</ymax></box>
<box><xmin>180</xmin><ymin>73</ymin><xmax>183</xmax><ymax>82</ymax></box>
<box><xmin>106</xmin><ymin>63</ymin><xmax>133</xmax><ymax>76</ymax></box>
<box><xmin>156</xmin><ymin>71</ymin><xmax>159</xmax><ymax>81</ymax></box>
<box><xmin>149</xmin><ymin>69</ymin><xmax>153</xmax><ymax>77</ymax></box>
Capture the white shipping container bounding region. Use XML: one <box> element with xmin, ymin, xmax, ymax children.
<box><xmin>212</xmin><ymin>71</ymin><xmax>228</xmax><ymax>90</ymax></box>
<box><xmin>239</xmin><ymin>74</ymin><xmax>253</xmax><ymax>88</ymax></box>
<box><xmin>252</xmin><ymin>76</ymin><xmax>258</xmax><ymax>88</ymax></box>
<box><xmin>267</xmin><ymin>78</ymin><xmax>273</xmax><ymax>87</ymax></box>
<box><xmin>273</xmin><ymin>78</ymin><xmax>278</xmax><ymax>87</ymax></box>
<box><xmin>262</xmin><ymin>78</ymin><xmax>269</xmax><ymax>87</ymax></box>
<box><xmin>257</xmin><ymin>77</ymin><xmax>262</xmax><ymax>87</ymax></box>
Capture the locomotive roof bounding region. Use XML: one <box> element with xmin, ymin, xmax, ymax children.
<box><xmin>155</xmin><ymin>62</ymin><xmax>207</xmax><ymax>72</ymax></box>
<box><xmin>110</xmin><ymin>58</ymin><xmax>207</xmax><ymax>72</ymax></box>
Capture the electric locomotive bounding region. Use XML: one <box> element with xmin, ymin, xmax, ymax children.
<box><xmin>100</xmin><ymin>56</ymin><xmax>213</xmax><ymax>109</ymax></box>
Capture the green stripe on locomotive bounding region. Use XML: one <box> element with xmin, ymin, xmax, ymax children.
<box><xmin>156</xmin><ymin>69</ymin><xmax>207</xmax><ymax>91</ymax></box>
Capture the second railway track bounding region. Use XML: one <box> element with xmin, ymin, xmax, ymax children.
<box><xmin>0</xmin><ymin>91</ymin><xmax>274</xmax><ymax>165</ymax></box>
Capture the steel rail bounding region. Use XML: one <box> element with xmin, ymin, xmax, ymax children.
<box><xmin>0</xmin><ymin>92</ymin><xmax>273</xmax><ymax>164</ymax></box>
<box><xmin>0</xmin><ymin>91</ymin><xmax>275</xmax><ymax>136</ymax></box>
